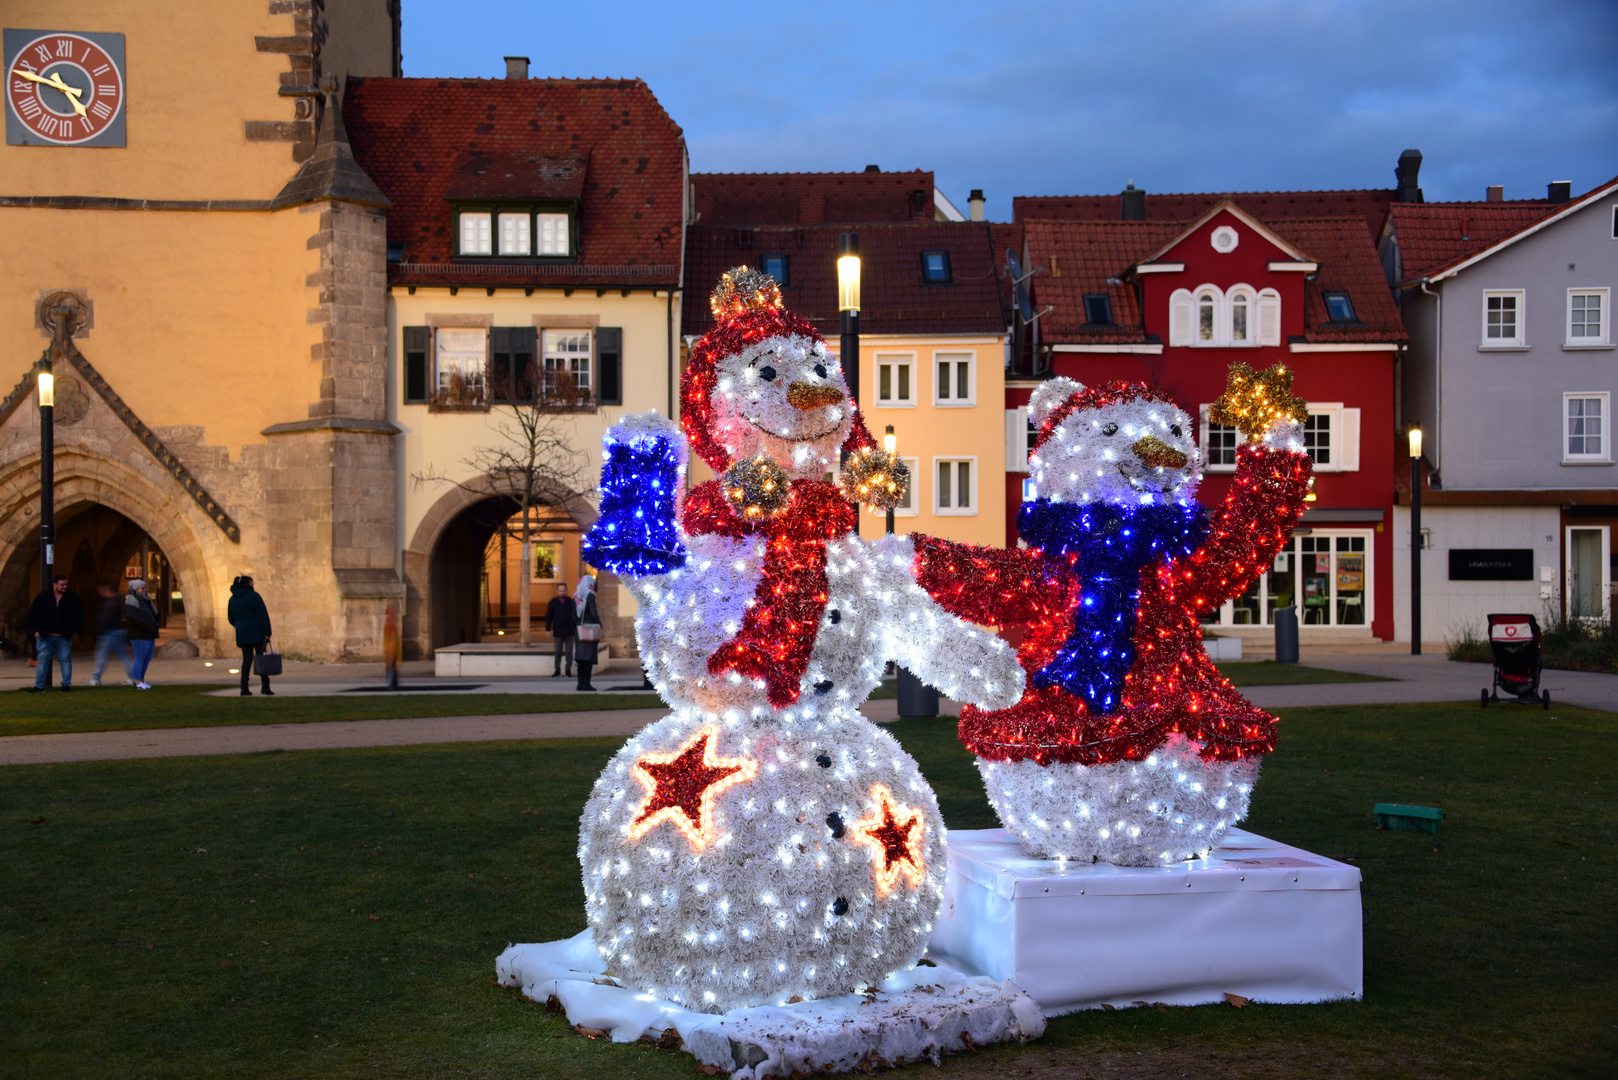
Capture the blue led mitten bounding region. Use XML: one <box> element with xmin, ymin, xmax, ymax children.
<box><xmin>581</xmin><ymin>413</ymin><xmax>689</xmax><ymax>577</ymax></box>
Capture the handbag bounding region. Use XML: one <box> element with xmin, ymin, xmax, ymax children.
<box><xmin>253</xmin><ymin>647</ymin><xmax>283</xmax><ymax>677</ymax></box>
<box><xmin>577</xmin><ymin>623</ymin><xmax>602</xmax><ymax>642</ymax></box>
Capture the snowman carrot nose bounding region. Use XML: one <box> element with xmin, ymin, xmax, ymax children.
<box><xmin>787</xmin><ymin>382</ymin><xmax>845</xmax><ymax>410</ymax></box>
<box><xmin>1132</xmin><ymin>435</ymin><xmax>1188</xmax><ymax>469</ymax></box>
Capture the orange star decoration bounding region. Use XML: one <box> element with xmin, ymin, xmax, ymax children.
<box><xmin>1209</xmin><ymin>362</ymin><xmax>1309</xmax><ymax>441</ymax></box>
<box><xmin>853</xmin><ymin>784</ymin><xmax>926</xmax><ymax>896</ymax></box>
<box><xmin>628</xmin><ymin>727</ymin><xmax>757</xmax><ymax>850</ymax></box>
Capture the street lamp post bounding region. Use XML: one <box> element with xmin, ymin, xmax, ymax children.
<box><xmin>1409</xmin><ymin>427</ymin><xmax>1422</xmax><ymax>656</ymax></box>
<box><xmin>38</xmin><ymin>363</ymin><xmax>54</xmax><ymax>596</ymax></box>
<box><xmin>838</xmin><ymin>232</ymin><xmax>861</xmax><ymax>537</ymax></box>
<box><xmin>884</xmin><ymin>425</ymin><xmax>897</xmax><ymax>536</ymax></box>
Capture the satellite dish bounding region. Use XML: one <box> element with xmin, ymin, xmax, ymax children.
<box><xmin>1008</xmin><ymin>248</ymin><xmax>1033</xmax><ymax>323</ymax></box>
<box><xmin>1006</xmin><ymin>248</ymin><xmax>1022</xmax><ymax>282</ymax></box>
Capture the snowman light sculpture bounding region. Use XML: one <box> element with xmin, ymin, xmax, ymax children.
<box><xmin>914</xmin><ymin>365</ymin><xmax>1313</xmax><ymax>866</ymax></box>
<box><xmin>578</xmin><ymin>268</ymin><xmax>1023</xmax><ymax>1013</ymax></box>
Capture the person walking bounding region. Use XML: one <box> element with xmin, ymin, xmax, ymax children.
<box><xmin>573</xmin><ymin>575</ymin><xmax>601</xmax><ymax>692</ymax></box>
<box><xmin>227</xmin><ymin>575</ymin><xmax>274</xmax><ymax>696</ymax></box>
<box><xmin>89</xmin><ymin>583</ymin><xmax>133</xmax><ymax>687</ymax></box>
<box><xmin>26</xmin><ymin>573</ymin><xmax>84</xmax><ymax>693</ymax></box>
<box><xmin>544</xmin><ymin>581</ymin><xmax>577</xmax><ymax>678</ymax></box>
<box><xmin>124</xmin><ymin>579</ymin><xmax>160</xmax><ymax>690</ymax></box>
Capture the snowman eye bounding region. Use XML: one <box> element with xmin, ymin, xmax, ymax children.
<box><xmin>1170</xmin><ymin>424</ymin><xmax>1182</xmax><ymax>438</ymax></box>
<box><xmin>813</xmin><ymin>363</ymin><xmax>828</xmax><ymax>379</ymax></box>
<box><xmin>758</xmin><ymin>365</ymin><xmax>777</xmax><ymax>382</ymax></box>
<box><xmin>1102</xmin><ymin>423</ymin><xmax>1119</xmax><ymax>436</ymax></box>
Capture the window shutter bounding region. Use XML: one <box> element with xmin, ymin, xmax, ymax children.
<box><xmin>1006</xmin><ymin>408</ymin><xmax>1030</xmax><ymax>472</ymax></box>
<box><xmin>1169</xmin><ymin>291</ymin><xmax>1193</xmax><ymax>347</ymax></box>
<box><xmin>403</xmin><ymin>326</ymin><xmax>429</xmax><ymax>404</ymax></box>
<box><xmin>512</xmin><ymin>326</ymin><xmax>537</xmax><ymax>403</ymax></box>
<box><xmin>489</xmin><ymin>327</ymin><xmax>512</xmax><ymax>403</ymax></box>
<box><xmin>596</xmin><ymin>326</ymin><xmax>623</xmax><ymax>405</ymax></box>
<box><xmin>1340</xmin><ymin>407</ymin><xmax>1361</xmax><ymax>472</ymax></box>
<box><xmin>1257</xmin><ymin>292</ymin><xmax>1281</xmax><ymax>346</ymax></box>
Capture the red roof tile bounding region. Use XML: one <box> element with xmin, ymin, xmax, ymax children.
<box><xmin>343</xmin><ymin>77</ymin><xmax>686</xmax><ymax>288</ymax></box>
<box><xmin>1015</xmin><ymin>189</ymin><xmax>1404</xmax><ymax>241</ymax></box>
<box><xmin>682</xmin><ymin>223</ymin><xmax>1004</xmax><ymax>339</ymax></box>
<box><xmin>1386</xmin><ymin>201</ymin><xmax>1561</xmax><ymax>284</ymax></box>
<box><xmin>692</xmin><ymin>171</ymin><xmax>936</xmax><ymax>226</ymax></box>
<box><xmin>1268</xmin><ymin>218</ymin><xmax>1408</xmax><ymax>344</ymax></box>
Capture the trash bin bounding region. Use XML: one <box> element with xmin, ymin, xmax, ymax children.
<box><xmin>1273</xmin><ymin>606</ymin><xmax>1299</xmax><ymax>664</ymax></box>
<box><xmin>896</xmin><ymin>666</ymin><xmax>940</xmax><ymax>718</ymax></box>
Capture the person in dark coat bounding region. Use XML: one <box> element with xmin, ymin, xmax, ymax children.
<box><xmin>90</xmin><ymin>583</ymin><xmax>134</xmax><ymax>686</ymax></box>
<box><xmin>544</xmin><ymin>581</ymin><xmax>577</xmax><ymax>677</ymax></box>
<box><xmin>27</xmin><ymin>574</ymin><xmax>84</xmax><ymax>692</ymax></box>
<box><xmin>227</xmin><ymin>575</ymin><xmax>274</xmax><ymax>696</ymax></box>
<box><xmin>124</xmin><ymin>579</ymin><xmax>160</xmax><ymax>690</ymax></box>
<box><xmin>573</xmin><ymin>575</ymin><xmax>600</xmax><ymax>691</ymax></box>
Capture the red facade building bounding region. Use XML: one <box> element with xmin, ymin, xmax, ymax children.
<box><xmin>1010</xmin><ymin>197</ymin><xmax>1408</xmax><ymax>642</ymax></box>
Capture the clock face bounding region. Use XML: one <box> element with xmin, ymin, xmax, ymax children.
<box><xmin>5</xmin><ymin>29</ymin><xmax>125</xmax><ymax>147</ymax></box>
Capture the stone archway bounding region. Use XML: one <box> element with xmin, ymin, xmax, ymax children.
<box><xmin>0</xmin><ymin>445</ymin><xmax>227</xmax><ymax>649</ymax></box>
<box><xmin>403</xmin><ymin>476</ymin><xmax>600</xmax><ymax>659</ymax></box>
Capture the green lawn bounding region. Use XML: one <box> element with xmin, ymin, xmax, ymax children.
<box><xmin>0</xmin><ymin>685</ymin><xmax>663</xmax><ymax>738</ymax></box>
<box><xmin>1214</xmin><ymin>660</ymin><xmax>1391</xmax><ymax>686</ymax></box>
<box><xmin>1</xmin><ymin>704</ymin><xmax>1614</xmax><ymax>1079</ymax></box>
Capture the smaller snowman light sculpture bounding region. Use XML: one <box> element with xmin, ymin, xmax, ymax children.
<box><xmin>914</xmin><ymin>363</ymin><xmax>1313</xmax><ymax>866</ymax></box>
<box><xmin>578</xmin><ymin>268</ymin><xmax>1023</xmax><ymax>1013</ymax></box>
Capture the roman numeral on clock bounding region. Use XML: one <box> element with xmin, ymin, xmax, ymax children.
<box><xmin>18</xmin><ymin>96</ymin><xmax>42</xmax><ymax>118</ymax></box>
<box><xmin>92</xmin><ymin>63</ymin><xmax>110</xmax><ymax>76</ymax></box>
<box><xmin>34</xmin><ymin>44</ymin><xmax>52</xmax><ymax>64</ymax></box>
<box><xmin>91</xmin><ymin>100</ymin><xmax>112</xmax><ymax>120</ymax></box>
<box><xmin>56</xmin><ymin>39</ymin><xmax>74</xmax><ymax>57</ymax></box>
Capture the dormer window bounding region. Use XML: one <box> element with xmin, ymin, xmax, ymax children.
<box><xmin>921</xmin><ymin>250</ymin><xmax>952</xmax><ymax>284</ymax></box>
<box><xmin>1083</xmin><ymin>294</ymin><xmax>1113</xmax><ymax>325</ymax></box>
<box><xmin>454</xmin><ymin>203</ymin><xmax>576</xmax><ymax>258</ymax></box>
<box><xmin>1324</xmin><ymin>292</ymin><xmax>1357</xmax><ymax>322</ymax></box>
<box><xmin>761</xmin><ymin>254</ymin><xmax>790</xmax><ymax>286</ymax></box>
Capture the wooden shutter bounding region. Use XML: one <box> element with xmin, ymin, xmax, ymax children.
<box><xmin>403</xmin><ymin>326</ymin><xmax>429</xmax><ymax>404</ymax></box>
<box><xmin>511</xmin><ymin>326</ymin><xmax>537</xmax><ymax>403</ymax></box>
<box><xmin>1169</xmin><ymin>291</ymin><xmax>1194</xmax><ymax>347</ymax></box>
<box><xmin>1340</xmin><ymin>407</ymin><xmax>1361</xmax><ymax>472</ymax></box>
<box><xmin>1006</xmin><ymin>408</ymin><xmax>1030</xmax><ymax>473</ymax></box>
<box><xmin>596</xmin><ymin>327</ymin><xmax>623</xmax><ymax>405</ymax></box>
<box><xmin>489</xmin><ymin>327</ymin><xmax>513</xmax><ymax>403</ymax></box>
<box><xmin>1257</xmin><ymin>291</ymin><xmax>1281</xmax><ymax>346</ymax></box>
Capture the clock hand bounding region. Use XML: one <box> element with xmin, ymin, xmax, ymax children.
<box><xmin>11</xmin><ymin>69</ymin><xmax>88</xmax><ymax>116</ymax></box>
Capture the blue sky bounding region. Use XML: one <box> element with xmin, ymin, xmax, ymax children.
<box><xmin>401</xmin><ymin>0</ymin><xmax>1617</xmax><ymax>220</ymax></box>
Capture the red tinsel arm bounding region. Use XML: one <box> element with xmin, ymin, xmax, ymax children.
<box><xmin>911</xmin><ymin>535</ymin><xmax>1067</xmax><ymax>628</ymax></box>
<box><xmin>680</xmin><ymin>481</ymin><xmax>750</xmax><ymax>540</ymax></box>
<box><xmin>1175</xmin><ymin>444</ymin><xmax>1312</xmax><ymax>611</ymax></box>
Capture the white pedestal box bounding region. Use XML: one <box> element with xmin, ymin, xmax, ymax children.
<box><xmin>927</xmin><ymin>828</ymin><xmax>1362</xmax><ymax>1013</ymax></box>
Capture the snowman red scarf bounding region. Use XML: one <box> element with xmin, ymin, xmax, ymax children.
<box><xmin>681</xmin><ymin>479</ymin><xmax>856</xmax><ymax>709</ymax></box>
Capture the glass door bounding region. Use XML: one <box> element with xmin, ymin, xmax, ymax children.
<box><xmin>1566</xmin><ymin>527</ymin><xmax>1610</xmax><ymax>621</ymax></box>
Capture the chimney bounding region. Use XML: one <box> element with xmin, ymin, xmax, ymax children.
<box><xmin>864</xmin><ymin>164</ymin><xmax>881</xmax><ymax>173</ymax></box>
<box><xmin>504</xmin><ymin>56</ymin><xmax>529</xmax><ymax>79</ymax></box>
<box><xmin>1486</xmin><ymin>185</ymin><xmax>1504</xmax><ymax>202</ymax></box>
<box><xmin>1120</xmin><ymin>180</ymin><xmax>1145</xmax><ymax>221</ymax></box>
<box><xmin>1547</xmin><ymin>180</ymin><xmax>1572</xmax><ymax>203</ymax></box>
<box><xmin>1396</xmin><ymin>149</ymin><xmax>1424</xmax><ymax>203</ymax></box>
<box><xmin>968</xmin><ymin>189</ymin><xmax>985</xmax><ymax>221</ymax></box>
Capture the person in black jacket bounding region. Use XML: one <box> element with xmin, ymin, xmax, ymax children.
<box><xmin>124</xmin><ymin>579</ymin><xmax>161</xmax><ymax>690</ymax></box>
<box><xmin>27</xmin><ymin>574</ymin><xmax>83</xmax><ymax>692</ymax></box>
<box><xmin>227</xmin><ymin>575</ymin><xmax>274</xmax><ymax>696</ymax></box>
<box><xmin>544</xmin><ymin>581</ymin><xmax>577</xmax><ymax>677</ymax></box>
<box><xmin>573</xmin><ymin>575</ymin><xmax>601</xmax><ymax>692</ymax></box>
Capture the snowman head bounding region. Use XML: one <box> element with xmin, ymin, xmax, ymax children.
<box><xmin>682</xmin><ymin>267</ymin><xmax>874</xmax><ymax>479</ymax></box>
<box><xmin>1026</xmin><ymin>377</ymin><xmax>1202</xmax><ymax>506</ymax></box>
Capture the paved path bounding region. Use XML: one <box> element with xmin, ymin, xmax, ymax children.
<box><xmin>1242</xmin><ymin>652</ymin><xmax>1618</xmax><ymax>712</ymax></box>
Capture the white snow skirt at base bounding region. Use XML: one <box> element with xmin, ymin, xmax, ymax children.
<box><xmin>926</xmin><ymin>827</ymin><xmax>1363</xmax><ymax>1013</ymax></box>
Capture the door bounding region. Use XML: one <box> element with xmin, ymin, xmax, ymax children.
<box><xmin>1566</xmin><ymin>526</ymin><xmax>1610</xmax><ymax>621</ymax></box>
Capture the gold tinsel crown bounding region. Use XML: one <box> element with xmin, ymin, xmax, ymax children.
<box><xmin>710</xmin><ymin>266</ymin><xmax>784</xmax><ymax>322</ymax></box>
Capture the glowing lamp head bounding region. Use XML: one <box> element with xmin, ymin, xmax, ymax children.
<box><xmin>837</xmin><ymin>232</ymin><xmax>860</xmax><ymax>313</ymax></box>
<box><xmin>1408</xmin><ymin>426</ymin><xmax>1423</xmax><ymax>459</ymax></box>
<box><xmin>37</xmin><ymin>371</ymin><xmax>53</xmax><ymax>408</ymax></box>
<box><xmin>883</xmin><ymin>425</ymin><xmax>896</xmax><ymax>454</ymax></box>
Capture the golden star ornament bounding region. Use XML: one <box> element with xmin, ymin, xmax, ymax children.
<box><xmin>1210</xmin><ymin>362</ymin><xmax>1309</xmax><ymax>440</ymax></box>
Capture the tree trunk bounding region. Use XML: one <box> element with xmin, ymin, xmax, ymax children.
<box><xmin>518</xmin><ymin>541</ymin><xmax>532</xmax><ymax>646</ymax></box>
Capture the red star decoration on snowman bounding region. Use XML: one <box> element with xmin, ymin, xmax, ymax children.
<box><xmin>853</xmin><ymin>784</ymin><xmax>925</xmax><ymax>895</ymax></box>
<box><xmin>627</xmin><ymin>727</ymin><xmax>756</xmax><ymax>850</ymax></box>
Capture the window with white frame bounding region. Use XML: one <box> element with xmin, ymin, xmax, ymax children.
<box><xmin>1304</xmin><ymin>404</ymin><xmax>1360</xmax><ymax>472</ymax></box>
<box><xmin>1564</xmin><ymin>393</ymin><xmax>1608</xmax><ymax>461</ymax></box>
<box><xmin>1205</xmin><ymin>530</ymin><xmax>1373</xmax><ymax>627</ymax></box>
<box><xmin>459</xmin><ymin>212</ymin><xmax>492</xmax><ymax>256</ymax></box>
<box><xmin>537</xmin><ymin>213</ymin><xmax>570</xmax><ymax>256</ymax></box>
<box><xmin>542</xmin><ymin>330</ymin><xmax>592</xmax><ymax>402</ymax></box>
<box><xmin>1303</xmin><ymin>413</ymin><xmax>1332</xmax><ymax>467</ymax></box>
<box><xmin>498</xmin><ymin>212</ymin><xmax>530</xmax><ymax>256</ymax></box>
<box><xmin>934</xmin><ymin>457</ymin><xmax>976</xmax><ymax>514</ymax></box>
<box><xmin>1005</xmin><ymin>408</ymin><xmax>1035</xmax><ymax>473</ymax></box>
<box><xmin>1170</xmin><ymin>286</ymin><xmax>1279</xmax><ymax>347</ymax></box>
<box><xmin>893</xmin><ymin>457</ymin><xmax>919</xmax><ymax>516</ymax></box>
<box><xmin>875</xmin><ymin>353</ymin><xmax>915</xmax><ymax>406</ymax></box>
<box><xmin>1483</xmin><ymin>290</ymin><xmax>1525</xmax><ymax>346</ymax></box>
<box><xmin>434</xmin><ymin>327</ymin><xmax>488</xmax><ymax>406</ymax></box>
<box><xmin>456</xmin><ymin>206</ymin><xmax>574</xmax><ymax>257</ymax></box>
<box><xmin>934</xmin><ymin>352</ymin><xmax>975</xmax><ymax>406</ymax></box>
<box><xmin>1200</xmin><ymin>406</ymin><xmax>1240</xmax><ymax>471</ymax></box>
<box><xmin>1568</xmin><ymin>289</ymin><xmax>1609</xmax><ymax>345</ymax></box>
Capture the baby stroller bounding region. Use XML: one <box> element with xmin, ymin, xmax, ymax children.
<box><xmin>1480</xmin><ymin>613</ymin><xmax>1549</xmax><ymax>708</ymax></box>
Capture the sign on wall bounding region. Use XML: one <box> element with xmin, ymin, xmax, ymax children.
<box><xmin>5</xmin><ymin>29</ymin><xmax>126</xmax><ymax>147</ymax></box>
<box><xmin>1448</xmin><ymin>549</ymin><xmax>1534</xmax><ymax>581</ymax></box>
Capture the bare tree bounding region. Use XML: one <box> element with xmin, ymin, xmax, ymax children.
<box><xmin>413</xmin><ymin>379</ymin><xmax>594</xmax><ymax>647</ymax></box>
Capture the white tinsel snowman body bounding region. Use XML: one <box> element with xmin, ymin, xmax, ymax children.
<box><xmin>919</xmin><ymin>374</ymin><xmax>1312</xmax><ymax>867</ymax></box>
<box><xmin>579</xmin><ymin>270</ymin><xmax>1022</xmax><ymax>1012</ymax></box>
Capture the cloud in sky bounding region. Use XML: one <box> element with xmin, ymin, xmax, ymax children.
<box><xmin>402</xmin><ymin>0</ymin><xmax>1617</xmax><ymax>219</ymax></box>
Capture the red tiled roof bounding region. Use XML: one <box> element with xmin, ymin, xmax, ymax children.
<box><xmin>1386</xmin><ymin>201</ymin><xmax>1561</xmax><ymax>284</ymax></box>
<box><xmin>692</xmin><ymin>171</ymin><xmax>935</xmax><ymax>226</ymax></box>
<box><xmin>682</xmin><ymin>223</ymin><xmax>1004</xmax><ymax>339</ymax></box>
<box><xmin>1024</xmin><ymin>213</ymin><xmax>1406</xmax><ymax>345</ymax></box>
<box><xmin>343</xmin><ymin>77</ymin><xmax>686</xmax><ymax>288</ymax></box>
<box><xmin>1022</xmin><ymin>220</ymin><xmax>1183</xmax><ymax>343</ymax></box>
<box><xmin>1015</xmin><ymin>189</ymin><xmax>1403</xmax><ymax>241</ymax></box>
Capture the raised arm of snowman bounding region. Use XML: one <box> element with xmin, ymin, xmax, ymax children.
<box><xmin>583</xmin><ymin>267</ymin><xmax>1022</xmax><ymax>715</ymax></box>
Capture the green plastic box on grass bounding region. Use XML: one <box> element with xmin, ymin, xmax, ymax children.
<box><xmin>1375</xmin><ymin>803</ymin><xmax>1445</xmax><ymax>833</ymax></box>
